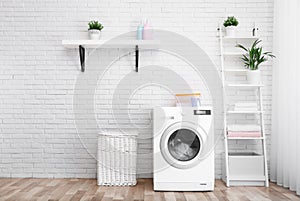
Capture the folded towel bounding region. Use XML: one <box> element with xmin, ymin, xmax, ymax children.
<box><xmin>227</xmin><ymin>124</ymin><xmax>261</xmax><ymax>132</ymax></box>
<box><xmin>227</xmin><ymin>131</ymin><xmax>261</xmax><ymax>138</ymax></box>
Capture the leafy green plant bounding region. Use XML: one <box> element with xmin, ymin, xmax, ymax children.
<box><xmin>88</xmin><ymin>21</ymin><xmax>104</xmax><ymax>31</ymax></box>
<box><xmin>236</xmin><ymin>39</ymin><xmax>275</xmax><ymax>70</ymax></box>
<box><xmin>223</xmin><ymin>16</ymin><xmax>239</xmax><ymax>27</ymax></box>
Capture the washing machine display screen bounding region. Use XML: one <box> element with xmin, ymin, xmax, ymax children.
<box><xmin>167</xmin><ymin>129</ymin><xmax>200</xmax><ymax>161</ymax></box>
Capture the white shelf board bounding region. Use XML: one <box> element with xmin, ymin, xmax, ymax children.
<box><xmin>227</xmin><ymin>83</ymin><xmax>264</xmax><ymax>87</ymax></box>
<box><xmin>223</xmin><ymin>36</ymin><xmax>259</xmax><ymax>40</ymax></box>
<box><xmin>227</xmin><ymin>110</ymin><xmax>263</xmax><ymax>114</ymax></box>
<box><xmin>228</xmin><ymin>152</ymin><xmax>262</xmax><ymax>156</ymax></box>
<box><xmin>227</xmin><ymin>137</ymin><xmax>264</xmax><ymax>140</ymax></box>
<box><xmin>229</xmin><ymin>175</ymin><xmax>266</xmax><ymax>181</ymax></box>
<box><xmin>62</xmin><ymin>39</ymin><xmax>160</xmax><ymax>49</ymax></box>
<box><xmin>224</xmin><ymin>69</ymin><xmax>248</xmax><ymax>72</ymax></box>
<box><xmin>223</xmin><ymin>52</ymin><xmax>244</xmax><ymax>56</ymax></box>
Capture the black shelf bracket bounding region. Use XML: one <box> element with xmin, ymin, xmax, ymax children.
<box><xmin>78</xmin><ymin>45</ymin><xmax>139</xmax><ymax>73</ymax></box>
<box><xmin>79</xmin><ymin>45</ymin><xmax>85</xmax><ymax>72</ymax></box>
<box><xmin>135</xmin><ymin>45</ymin><xmax>139</xmax><ymax>72</ymax></box>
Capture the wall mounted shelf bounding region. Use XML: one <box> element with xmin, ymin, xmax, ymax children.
<box><xmin>62</xmin><ymin>40</ymin><xmax>160</xmax><ymax>72</ymax></box>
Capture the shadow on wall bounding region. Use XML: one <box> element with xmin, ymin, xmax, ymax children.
<box><xmin>72</xmin><ymin>30</ymin><xmax>223</xmax><ymax>177</ymax></box>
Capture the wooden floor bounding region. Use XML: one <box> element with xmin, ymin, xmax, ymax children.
<box><xmin>0</xmin><ymin>178</ymin><xmax>299</xmax><ymax>201</ymax></box>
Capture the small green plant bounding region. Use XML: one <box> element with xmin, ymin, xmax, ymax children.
<box><xmin>88</xmin><ymin>21</ymin><xmax>104</xmax><ymax>31</ymax></box>
<box><xmin>223</xmin><ymin>16</ymin><xmax>239</xmax><ymax>27</ymax></box>
<box><xmin>236</xmin><ymin>39</ymin><xmax>275</xmax><ymax>70</ymax></box>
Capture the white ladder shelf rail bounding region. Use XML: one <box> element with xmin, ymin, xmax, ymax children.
<box><xmin>218</xmin><ymin>26</ymin><xmax>230</xmax><ymax>187</ymax></box>
<box><xmin>259</xmin><ymin>87</ymin><xmax>269</xmax><ymax>187</ymax></box>
<box><xmin>218</xmin><ymin>25</ymin><xmax>269</xmax><ymax>187</ymax></box>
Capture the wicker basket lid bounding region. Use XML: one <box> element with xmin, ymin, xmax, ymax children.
<box><xmin>98</xmin><ymin>129</ymin><xmax>138</xmax><ymax>137</ymax></box>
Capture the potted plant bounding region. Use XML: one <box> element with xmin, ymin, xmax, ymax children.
<box><xmin>223</xmin><ymin>16</ymin><xmax>239</xmax><ymax>37</ymax></box>
<box><xmin>88</xmin><ymin>21</ymin><xmax>104</xmax><ymax>40</ymax></box>
<box><xmin>236</xmin><ymin>39</ymin><xmax>275</xmax><ymax>84</ymax></box>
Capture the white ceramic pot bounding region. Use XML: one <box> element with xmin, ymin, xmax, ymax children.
<box><xmin>88</xmin><ymin>29</ymin><xmax>101</xmax><ymax>40</ymax></box>
<box><xmin>225</xmin><ymin>26</ymin><xmax>237</xmax><ymax>37</ymax></box>
<box><xmin>247</xmin><ymin>70</ymin><xmax>261</xmax><ymax>84</ymax></box>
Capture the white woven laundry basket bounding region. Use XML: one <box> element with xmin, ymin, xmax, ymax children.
<box><xmin>97</xmin><ymin>132</ymin><xmax>137</xmax><ymax>186</ymax></box>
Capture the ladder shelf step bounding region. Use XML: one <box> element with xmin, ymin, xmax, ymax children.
<box><xmin>223</xmin><ymin>69</ymin><xmax>248</xmax><ymax>72</ymax></box>
<box><xmin>223</xmin><ymin>52</ymin><xmax>244</xmax><ymax>56</ymax></box>
<box><xmin>227</xmin><ymin>110</ymin><xmax>263</xmax><ymax>114</ymax></box>
<box><xmin>227</xmin><ymin>84</ymin><xmax>264</xmax><ymax>87</ymax></box>
<box><xmin>227</xmin><ymin>137</ymin><xmax>264</xmax><ymax>140</ymax></box>
<box><xmin>222</xmin><ymin>36</ymin><xmax>259</xmax><ymax>40</ymax></box>
<box><xmin>229</xmin><ymin>176</ymin><xmax>266</xmax><ymax>181</ymax></box>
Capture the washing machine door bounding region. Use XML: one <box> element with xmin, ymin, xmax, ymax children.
<box><xmin>160</xmin><ymin>122</ymin><xmax>207</xmax><ymax>169</ymax></box>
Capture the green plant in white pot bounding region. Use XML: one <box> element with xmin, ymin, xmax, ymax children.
<box><xmin>236</xmin><ymin>39</ymin><xmax>275</xmax><ymax>84</ymax></box>
<box><xmin>223</xmin><ymin>16</ymin><xmax>238</xmax><ymax>37</ymax></box>
<box><xmin>88</xmin><ymin>21</ymin><xmax>104</xmax><ymax>40</ymax></box>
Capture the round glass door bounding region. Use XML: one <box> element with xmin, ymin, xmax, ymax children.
<box><xmin>167</xmin><ymin>129</ymin><xmax>201</xmax><ymax>161</ymax></box>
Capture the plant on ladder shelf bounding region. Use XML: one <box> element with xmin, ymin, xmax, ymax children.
<box><xmin>236</xmin><ymin>39</ymin><xmax>275</xmax><ymax>84</ymax></box>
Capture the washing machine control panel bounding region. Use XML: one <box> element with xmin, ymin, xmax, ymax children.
<box><xmin>193</xmin><ymin>110</ymin><xmax>211</xmax><ymax>115</ymax></box>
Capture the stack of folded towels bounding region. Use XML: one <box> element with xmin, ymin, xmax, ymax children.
<box><xmin>234</xmin><ymin>102</ymin><xmax>258</xmax><ymax>111</ymax></box>
<box><xmin>227</xmin><ymin>124</ymin><xmax>262</xmax><ymax>137</ymax></box>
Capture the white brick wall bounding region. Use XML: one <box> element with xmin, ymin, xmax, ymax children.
<box><xmin>0</xmin><ymin>0</ymin><xmax>274</xmax><ymax>179</ymax></box>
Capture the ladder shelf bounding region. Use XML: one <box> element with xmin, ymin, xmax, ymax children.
<box><xmin>218</xmin><ymin>26</ymin><xmax>269</xmax><ymax>187</ymax></box>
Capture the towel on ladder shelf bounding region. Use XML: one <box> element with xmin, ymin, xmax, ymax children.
<box><xmin>227</xmin><ymin>131</ymin><xmax>261</xmax><ymax>137</ymax></box>
<box><xmin>227</xmin><ymin>124</ymin><xmax>262</xmax><ymax>138</ymax></box>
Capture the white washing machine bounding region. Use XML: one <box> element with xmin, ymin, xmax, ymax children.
<box><xmin>153</xmin><ymin>107</ymin><xmax>214</xmax><ymax>191</ymax></box>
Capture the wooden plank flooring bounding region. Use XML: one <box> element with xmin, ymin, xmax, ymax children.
<box><xmin>0</xmin><ymin>178</ymin><xmax>299</xmax><ymax>201</ymax></box>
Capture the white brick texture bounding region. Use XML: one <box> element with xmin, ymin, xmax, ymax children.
<box><xmin>0</xmin><ymin>0</ymin><xmax>274</xmax><ymax>179</ymax></box>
